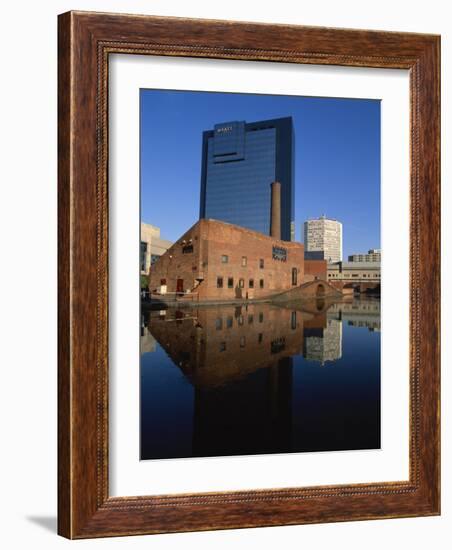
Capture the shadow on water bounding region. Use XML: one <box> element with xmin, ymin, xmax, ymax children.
<box><xmin>140</xmin><ymin>296</ymin><xmax>381</xmax><ymax>460</ymax></box>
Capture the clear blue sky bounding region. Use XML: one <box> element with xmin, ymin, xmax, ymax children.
<box><xmin>140</xmin><ymin>89</ymin><xmax>380</xmax><ymax>257</ymax></box>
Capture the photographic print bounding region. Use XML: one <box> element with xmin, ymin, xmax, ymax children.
<box><xmin>57</xmin><ymin>12</ymin><xmax>440</xmax><ymax>536</ymax></box>
<box><xmin>57</xmin><ymin>13</ymin><xmax>440</xmax><ymax>537</ymax></box>
<box><xmin>140</xmin><ymin>89</ymin><xmax>381</xmax><ymax>460</ymax></box>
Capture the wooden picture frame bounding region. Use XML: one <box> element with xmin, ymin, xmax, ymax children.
<box><xmin>58</xmin><ymin>11</ymin><xmax>440</xmax><ymax>538</ymax></box>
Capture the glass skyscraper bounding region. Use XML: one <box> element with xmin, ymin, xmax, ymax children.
<box><xmin>199</xmin><ymin>117</ymin><xmax>295</xmax><ymax>241</ymax></box>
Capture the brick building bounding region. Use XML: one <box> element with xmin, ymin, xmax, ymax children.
<box><xmin>148</xmin><ymin>218</ymin><xmax>306</xmax><ymax>302</ymax></box>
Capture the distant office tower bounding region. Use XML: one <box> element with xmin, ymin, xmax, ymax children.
<box><xmin>304</xmin><ymin>216</ymin><xmax>342</xmax><ymax>263</ymax></box>
<box><xmin>348</xmin><ymin>249</ymin><xmax>381</xmax><ymax>263</ymax></box>
<box><xmin>199</xmin><ymin>118</ymin><xmax>295</xmax><ymax>241</ymax></box>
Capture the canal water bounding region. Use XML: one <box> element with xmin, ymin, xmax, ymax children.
<box><xmin>140</xmin><ymin>296</ymin><xmax>381</xmax><ymax>460</ymax></box>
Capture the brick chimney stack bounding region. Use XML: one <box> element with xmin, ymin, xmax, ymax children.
<box><xmin>270</xmin><ymin>181</ymin><xmax>281</xmax><ymax>240</ymax></box>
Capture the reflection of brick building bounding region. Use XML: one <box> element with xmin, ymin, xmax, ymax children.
<box><xmin>146</xmin><ymin>304</ymin><xmax>304</xmax><ymax>387</ymax></box>
<box><xmin>148</xmin><ymin>218</ymin><xmax>306</xmax><ymax>301</ymax></box>
<box><xmin>147</xmin><ymin>304</ymin><xmax>298</xmax><ymax>457</ymax></box>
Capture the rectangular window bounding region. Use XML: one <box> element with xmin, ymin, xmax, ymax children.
<box><xmin>249</xmin><ymin>279</ymin><xmax>254</xmax><ymax>288</ymax></box>
<box><xmin>259</xmin><ymin>258</ymin><xmax>264</xmax><ymax>269</ymax></box>
<box><xmin>182</xmin><ymin>244</ymin><xmax>193</xmax><ymax>254</ymax></box>
<box><xmin>219</xmin><ymin>342</ymin><xmax>226</xmax><ymax>352</ymax></box>
<box><xmin>217</xmin><ymin>277</ymin><xmax>223</xmax><ymax>288</ymax></box>
<box><xmin>241</xmin><ymin>256</ymin><xmax>247</xmax><ymax>267</ymax></box>
<box><xmin>258</xmin><ymin>333</ymin><xmax>263</xmax><ymax>343</ymax></box>
<box><xmin>215</xmin><ymin>318</ymin><xmax>223</xmax><ymax>330</ymax></box>
<box><xmin>291</xmin><ymin>311</ymin><xmax>297</xmax><ymax>330</ymax></box>
<box><xmin>226</xmin><ymin>316</ymin><xmax>233</xmax><ymax>328</ymax></box>
<box><xmin>228</xmin><ymin>277</ymin><xmax>234</xmax><ymax>288</ymax></box>
<box><xmin>259</xmin><ymin>312</ymin><xmax>264</xmax><ymax>323</ymax></box>
<box><xmin>259</xmin><ymin>279</ymin><xmax>264</xmax><ymax>289</ymax></box>
<box><xmin>239</xmin><ymin>278</ymin><xmax>245</xmax><ymax>288</ymax></box>
<box><xmin>221</xmin><ymin>255</ymin><xmax>229</xmax><ymax>263</ymax></box>
<box><xmin>292</xmin><ymin>267</ymin><xmax>297</xmax><ymax>286</ymax></box>
<box><xmin>248</xmin><ymin>314</ymin><xmax>253</xmax><ymax>324</ymax></box>
<box><xmin>240</xmin><ymin>336</ymin><xmax>246</xmax><ymax>348</ymax></box>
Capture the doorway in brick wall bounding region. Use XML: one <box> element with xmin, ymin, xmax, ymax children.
<box><xmin>176</xmin><ymin>279</ymin><xmax>184</xmax><ymax>293</ymax></box>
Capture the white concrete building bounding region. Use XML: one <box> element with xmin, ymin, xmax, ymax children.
<box><xmin>140</xmin><ymin>223</ymin><xmax>173</xmax><ymax>275</ymax></box>
<box><xmin>304</xmin><ymin>216</ymin><xmax>342</xmax><ymax>263</ymax></box>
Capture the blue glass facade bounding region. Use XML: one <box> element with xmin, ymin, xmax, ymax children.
<box><xmin>199</xmin><ymin>117</ymin><xmax>295</xmax><ymax>241</ymax></box>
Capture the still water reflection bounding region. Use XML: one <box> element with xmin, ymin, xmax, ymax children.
<box><xmin>140</xmin><ymin>297</ymin><xmax>381</xmax><ymax>460</ymax></box>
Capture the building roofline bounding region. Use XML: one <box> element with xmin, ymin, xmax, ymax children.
<box><xmin>184</xmin><ymin>217</ymin><xmax>303</xmax><ymax>246</ymax></box>
<box><xmin>304</xmin><ymin>216</ymin><xmax>342</xmax><ymax>223</ymax></box>
<box><xmin>141</xmin><ymin>221</ymin><xmax>160</xmax><ymax>230</ymax></box>
<box><xmin>202</xmin><ymin>116</ymin><xmax>294</xmax><ymax>136</ymax></box>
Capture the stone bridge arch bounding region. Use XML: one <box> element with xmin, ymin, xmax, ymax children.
<box><xmin>272</xmin><ymin>279</ymin><xmax>343</xmax><ymax>303</ymax></box>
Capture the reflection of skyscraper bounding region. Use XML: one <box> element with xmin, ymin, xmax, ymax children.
<box><xmin>200</xmin><ymin>118</ymin><xmax>295</xmax><ymax>241</ymax></box>
<box><xmin>304</xmin><ymin>216</ymin><xmax>342</xmax><ymax>262</ymax></box>
<box><xmin>303</xmin><ymin>319</ymin><xmax>342</xmax><ymax>364</ymax></box>
<box><xmin>192</xmin><ymin>357</ymin><xmax>293</xmax><ymax>457</ymax></box>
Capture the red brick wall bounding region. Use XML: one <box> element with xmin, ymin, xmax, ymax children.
<box><xmin>149</xmin><ymin>222</ymin><xmax>204</xmax><ymax>295</ymax></box>
<box><xmin>303</xmin><ymin>259</ymin><xmax>327</xmax><ymax>282</ymax></box>
<box><xmin>149</xmin><ymin>219</ymin><xmax>305</xmax><ymax>301</ymax></box>
<box><xmin>197</xmin><ymin>220</ymin><xmax>304</xmax><ymax>300</ymax></box>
